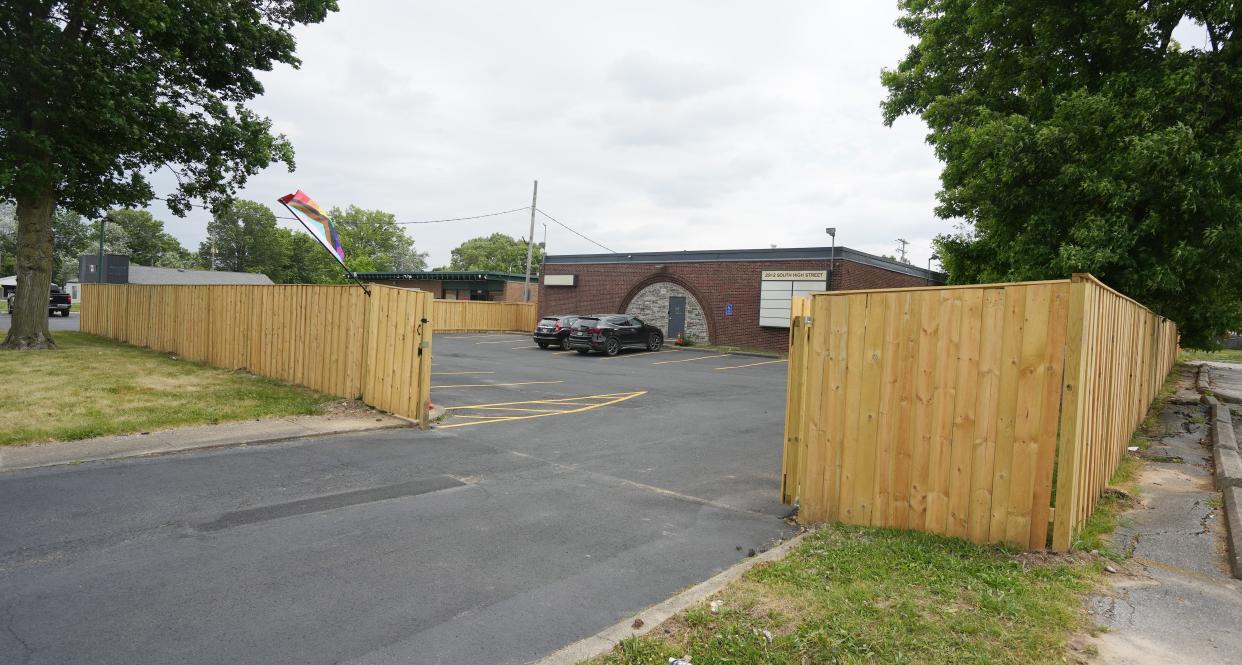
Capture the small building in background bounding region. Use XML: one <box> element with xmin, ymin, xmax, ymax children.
<box><xmin>66</xmin><ymin>255</ymin><xmax>273</xmax><ymax>301</ymax></box>
<box><xmin>539</xmin><ymin>246</ymin><xmax>944</xmax><ymax>352</ymax></box>
<box><xmin>357</xmin><ymin>271</ymin><xmax>539</xmax><ymax>303</ymax></box>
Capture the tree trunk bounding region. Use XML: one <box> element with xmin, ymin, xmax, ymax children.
<box><xmin>2</xmin><ymin>189</ymin><xmax>57</xmax><ymax>350</ymax></box>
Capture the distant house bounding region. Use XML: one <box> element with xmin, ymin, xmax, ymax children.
<box><xmin>65</xmin><ymin>257</ymin><xmax>273</xmax><ymax>301</ymax></box>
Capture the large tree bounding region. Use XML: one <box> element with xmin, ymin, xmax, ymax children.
<box><xmin>448</xmin><ymin>233</ymin><xmax>542</xmax><ymax>274</ymax></box>
<box><xmin>882</xmin><ymin>2</ymin><xmax>1242</xmax><ymax>347</ymax></box>
<box><xmin>0</xmin><ymin>1</ymin><xmax>337</xmax><ymax>349</ymax></box>
<box><xmin>199</xmin><ymin>200</ymin><xmax>286</xmax><ymax>276</ymax></box>
<box><xmin>104</xmin><ymin>209</ymin><xmax>197</xmax><ymax>269</ymax></box>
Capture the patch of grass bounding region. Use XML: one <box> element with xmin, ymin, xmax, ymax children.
<box><xmin>1180</xmin><ymin>348</ymin><xmax>1242</xmax><ymax>364</ymax></box>
<box><xmin>1205</xmin><ymin>495</ymin><xmax>1223</xmax><ymax>510</ymax></box>
<box><xmin>0</xmin><ymin>332</ymin><xmax>330</xmax><ymax>445</ymax></box>
<box><xmin>591</xmin><ymin>525</ymin><xmax>1095</xmax><ymax>665</ymax></box>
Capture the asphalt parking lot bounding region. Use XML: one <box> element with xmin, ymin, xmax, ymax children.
<box><xmin>0</xmin><ymin>331</ymin><xmax>795</xmax><ymax>664</ymax></box>
<box><xmin>0</xmin><ymin>311</ymin><xmax>79</xmax><ymax>331</ymax></box>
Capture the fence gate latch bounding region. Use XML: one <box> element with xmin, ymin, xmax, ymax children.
<box><xmin>803</xmin><ymin>316</ymin><xmax>814</xmax><ymax>326</ymax></box>
<box><xmin>417</xmin><ymin>340</ymin><xmax>430</xmax><ymax>356</ymax></box>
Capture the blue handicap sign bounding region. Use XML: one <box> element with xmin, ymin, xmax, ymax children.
<box><xmin>725</xmin><ymin>303</ymin><xmax>733</xmax><ymax>316</ymax></box>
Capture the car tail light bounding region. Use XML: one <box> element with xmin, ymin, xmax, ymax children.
<box><xmin>554</xmin><ymin>321</ymin><xmax>562</xmax><ymax>331</ymax></box>
<box><xmin>590</xmin><ymin>327</ymin><xmax>603</xmax><ymax>334</ymax></box>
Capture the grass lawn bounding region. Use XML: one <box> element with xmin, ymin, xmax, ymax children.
<box><xmin>596</xmin><ymin>526</ymin><xmax>1095</xmax><ymax>665</ymax></box>
<box><xmin>0</xmin><ymin>332</ymin><xmax>330</xmax><ymax>445</ymax></box>
<box><xmin>1180</xmin><ymin>348</ymin><xmax>1242</xmax><ymax>364</ymax></box>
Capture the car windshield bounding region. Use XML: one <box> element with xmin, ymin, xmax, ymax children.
<box><xmin>574</xmin><ymin>318</ymin><xmax>599</xmax><ymax>330</ymax></box>
<box><xmin>538</xmin><ymin>318</ymin><xmax>558</xmax><ymax>325</ymax></box>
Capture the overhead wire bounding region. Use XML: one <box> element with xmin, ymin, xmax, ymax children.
<box><xmin>148</xmin><ymin>195</ymin><xmax>619</xmax><ymax>253</ymax></box>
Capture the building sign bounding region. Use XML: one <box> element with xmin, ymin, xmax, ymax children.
<box><xmin>759</xmin><ymin>270</ymin><xmax>826</xmax><ymax>328</ymax></box>
<box><xmin>761</xmin><ymin>270</ymin><xmax>827</xmax><ymax>281</ymax></box>
<box><xmin>725</xmin><ymin>303</ymin><xmax>733</xmax><ymax>316</ymax></box>
<box><xmin>543</xmin><ymin>274</ymin><xmax>576</xmax><ymax>286</ymax></box>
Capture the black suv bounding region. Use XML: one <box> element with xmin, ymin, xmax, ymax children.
<box><xmin>533</xmin><ymin>315</ymin><xmax>580</xmax><ymax>350</ymax></box>
<box><xmin>567</xmin><ymin>314</ymin><xmax>664</xmax><ymax>356</ymax></box>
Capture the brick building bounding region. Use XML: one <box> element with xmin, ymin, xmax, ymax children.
<box><xmin>356</xmin><ymin>271</ymin><xmax>538</xmax><ymax>303</ymax></box>
<box><xmin>539</xmin><ymin>247</ymin><xmax>943</xmax><ymax>352</ymax></box>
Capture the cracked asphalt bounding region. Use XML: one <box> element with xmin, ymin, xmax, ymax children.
<box><xmin>1090</xmin><ymin>364</ymin><xmax>1242</xmax><ymax>664</ymax></box>
<box><xmin>0</xmin><ymin>332</ymin><xmax>797</xmax><ymax>664</ymax></box>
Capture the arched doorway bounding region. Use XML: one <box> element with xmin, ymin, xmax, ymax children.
<box><xmin>623</xmin><ymin>281</ymin><xmax>709</xmax><ymax>343</ymax></box>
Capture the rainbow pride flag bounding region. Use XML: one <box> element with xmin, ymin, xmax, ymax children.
<box><xmin>278</xmin><ymin>190</ymin><xmax>345</xmax><ymax>264</ymax></box>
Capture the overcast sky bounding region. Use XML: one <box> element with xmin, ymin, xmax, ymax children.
<box><xmin>151</xmin><ymin>2</ymin><xmax>952</xmax><ymax>269</ymax></box>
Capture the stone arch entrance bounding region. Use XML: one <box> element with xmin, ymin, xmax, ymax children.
<box><xmin>623</xmin><ymin>281</ymin><xmax>709</xmax><ymax>343</ymax></box>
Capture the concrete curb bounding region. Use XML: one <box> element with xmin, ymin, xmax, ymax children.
<box><xmin>0</xmin><ymin>415</ymin><xmax>411</xmax><ymax>473</ymax></box>
<box><xmin>535</xmin><ymin>529</ymin><xmax>812</xmax><ymax>664</ymax></box>
<box><xmin>1202</xmin><ymin>393</ymin><xmax>1242</xmax><ymax>579</ymax></box>
<box><xmin>1223</xmin><ymin>487</ymin><xmax>1242</xmax><ymax>579</ymax></box>
<box><xmin>1198</xmin><ymin>364</ymin><xmax>1212</xmax><ymax>392</ymax></box>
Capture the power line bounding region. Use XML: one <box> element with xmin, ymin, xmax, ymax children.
<box><xmin>535</xmin><ymin>208</ymin><xmax>617</xmax><ymax>254</ymax></box>
<box><xmin>393</xmin><ymin>207</ymin><xmax>530</xmax><ymax>225</ymax></box>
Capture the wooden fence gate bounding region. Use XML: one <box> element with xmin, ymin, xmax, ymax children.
<box><xmin>81</xmin><ymin>283</ymin><xmax>434</xmax><ymax>425</ymax></box>
<box><xmin>780</xmin><ymin>274</ymin><xmax>1178</xmax><ymax>550</ymax></box>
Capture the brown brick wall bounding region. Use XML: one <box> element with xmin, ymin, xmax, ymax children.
<box><xmin>538</xmin><ymin>259</ymin><xmax>934</xmax><ymax>351</ymax></box>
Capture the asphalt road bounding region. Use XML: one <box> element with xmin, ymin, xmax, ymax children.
<box><xmin>0</xmin><ymin>312</ymin><xmax>79</xmax><ymax>331</ymax></box>
<box><xmin>0</xmin><ymin>332</ymin><xmax>796</xmax><ymax>664</ymax></box>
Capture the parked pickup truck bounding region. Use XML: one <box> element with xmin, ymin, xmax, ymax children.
<box><xmin>5</xmin><ymin>284</ymin><xmax>72</xmax><ymax>317</ymax></box>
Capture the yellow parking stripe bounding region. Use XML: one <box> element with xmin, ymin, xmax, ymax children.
<box><xmin>432</xmin><ymin>380</ymin><xmax>564</xmax><ymax>389</ymax></box>
<box><xmin>438</xmin><ymin>391</ymin><xmax>647</xmax><ymax>429</ymax></box>
<box><xmin>511</xmin><ymin>345</ymin><xmax>542</xmax><ymax>350</ymax></box>
<box><xmin>713</xmin><ymin>359</ymin><xmax>787</xmax><ymax>370</ymax></box>
<box><xmin>651</xmin><ymin>353</ymin><xmax>730</xmax><ymax>365</ymax></box>
<box><xmin>432</xmin><ymin>371</ymin><xmax>495</xmax><ymax>376</ymax></box>
<box><xmin>442</xmin><ymin>392</ymin><xmax>638</xmax><ymax>410</ymax></box>
<box><xmin>475</xmin><ymin>340</ymin><xmax>519</xmax><ymax>345</ymax></box>
<box><xmin>454</xmin><ymin>405</ymin><xmax>573</xmax><ymax>413</ymax></box>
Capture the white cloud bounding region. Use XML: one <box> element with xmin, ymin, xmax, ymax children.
<box><xmin>153</xmin><ymin>1</ymin><xmax>946</xmax><ymax>269</ymax></box>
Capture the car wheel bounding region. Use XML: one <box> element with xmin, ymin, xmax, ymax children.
<box><xmin>576</xmin><ymin>349</ymin><xmax>590</xmax><ymax>355</ymax></box>
<box><xmin>647</xmin><ymin>333</ymin><xmax>663</xmax><ymax>352</ymax></box>
<box><xmin>537</xmin><ymin>341</ymin><xmax>550</xmax><ymax>349</ymax></box>
<box><xmin>560</xmin><ymin>335</ymin><xmax>571</xmax><ymax>351</ymax></box>
<box><xmin>604</xmin><ymin>337</ymin><xmax>620</xmax><ymax>356</ymax></box>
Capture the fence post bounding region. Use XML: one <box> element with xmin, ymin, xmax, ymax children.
<box><xmin>1051</xmin><ymin>274</ymin><xmax>1090</xmax><ymax>550</ymax></box>
<box><xmin>781</xmin><ymin>303</ymin><xmax>810</xmax><ymax>504</ymax></box>
<box><xmin>417</xmin><ymin>292</ymin><xmax>433</xmax><ymax>429</ymax></box>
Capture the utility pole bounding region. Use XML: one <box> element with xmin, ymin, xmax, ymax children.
<box><xmin>895</xmin><ymin>238</ymin><xmax>910</xmax><ymax>263</ymax></box>
<box><xmin>523</xmin><ymin>179</ymin><xmax>538</xmax><ymax>302</ymax></box>
<box><xmin>97</xmin><ymin>218</ymin><xmax>106</xmax><ymax>283</ymax></box>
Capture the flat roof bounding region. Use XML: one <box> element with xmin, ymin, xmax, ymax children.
<box><xmin>356</xmin><ymin>271</ymin><xmax>534</xmax><ymax>282</ymax></box>
<box><xmin>543</xmin><ymin>246</ymin><xmax>945</xmax><ymax>281</ymax></box>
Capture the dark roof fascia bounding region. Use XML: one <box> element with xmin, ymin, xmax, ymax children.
<box><xmin>356</xmin><ymin>271</ymin><xmax>535</xmax><ymax>282</ymax></box>
<box><xmin>542</xmin><ymin>247</ymin><xmax>945</xmax><ymax>281</ymax></box>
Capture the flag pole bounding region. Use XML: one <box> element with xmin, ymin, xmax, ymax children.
<box><xmin>279</xmin><ymin>201</ymin><xmax>371</xmax><ymax>297</ymax></box>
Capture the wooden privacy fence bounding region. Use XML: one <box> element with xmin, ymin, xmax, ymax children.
<box><xmin>431</xmin><ymin>300</ymin><xmax>537</xmax><ymax>332</ymax></box>
<box><xmin>81</xmin><ymin>283</ymin><xmax>434</xmax><ymax>424</ymax></box>
<box><xmin>781</xmin><ymin>274</ymin><xmax>1177</xmax><ymax>550</ymax></box>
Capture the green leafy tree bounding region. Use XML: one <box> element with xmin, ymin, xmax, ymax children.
<box><xmin>448</xmin><ymin>233</ymin><xmax>542</xmax><ymax>273</ymax></box>
<box><xmin>327</xmin><ymin>206</ymin><xmax>428</xmax><ymax>274</ymax></box>
<box><xmin>51</xmin><ymin>211</ymin><xmax>92</xmax><ymax>285</ymax></box>
<box><xmin>0</xmin><ymin>1</ymin><xmax>338</xmax><ymax>348</ymax></box>
<box><xmin>882</xmin><ymin>2</ymin><xmax>1242</xmax><ymax>347</ymax></box>
<box><xmin>103</xmin><ymin>209</ymin><xmax>197</xmax><ymax>269</ymax></box>
<box><xmin>199</xmin><ymin>200</ymin><xmax>286</xmax><ymax>277</ymax></box>
<box><xmin>269</xmin><ymin>228</ymin><xmax>339</xmax><ymax>284</ymax></box>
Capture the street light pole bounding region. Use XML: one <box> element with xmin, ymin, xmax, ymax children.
<box><xmin>97</xmin><ymin>217</ymin><xmax>106</xmax><ymax>284</ymax></box>
<box><xmin>825</xmin><ymin>227</ymin><xmax>836</xmax><ymax>291</ymax></box>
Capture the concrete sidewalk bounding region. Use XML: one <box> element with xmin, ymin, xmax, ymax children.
<box><xmin>1090</xmin><ymin>364</ymin><xmax>1242</xmax><ymax>664</ymax></box>
<box><xmin>0</xmin><ymin>414</ymin><xmax>410</xmax><ymax>472</ymax></box>
<box><xmin>1204</xmin><ymin>360</ymin><xmax>1242</xmax><ymax>403</ymax></box>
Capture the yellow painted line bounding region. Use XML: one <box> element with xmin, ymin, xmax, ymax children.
<box><xmin>442</xmin><ymin>392</ymin><xmax>637</xmax><ymax>410</ymax></box>
<box><xmin>432</xmin><ymin>371</ymin><xmax>495</xmax><ymax>376</ymax></box>
<box><xmin>451</xmin><ymin>405</ymin><xmax>572</xmax><ymax>413</ymax></box>
<box><xmin>511</xmin><ymin>345</ymin><xmax>541</xmax><ymax>350</ymax></box>
<box><xmin>438</xmin><ymin>391</ymin><xmax>647</xmax><ymax>429</ymax></box>
<box><xmin>713</xmin><ymin>359</ymin><xmax>787</xmax><ymax>370</ymax></box>
<box><xmin>432</xmin><ymin>380</ymin><xmax>564</xmax><ymax>389</ymax></box>
<box><xmin>475</xmin><ymin>340</ymin><xmax>519</xmax><ymax>345</ymax></box>
<box><xmin>550</xmin><ymin>350</ymin><xmax>575</xmax><ymax>355</ymax></box>
<box><xmin>652</xmin><ymin>354</ymin><xmax>730</xmax><ymax>365</ymax></box>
